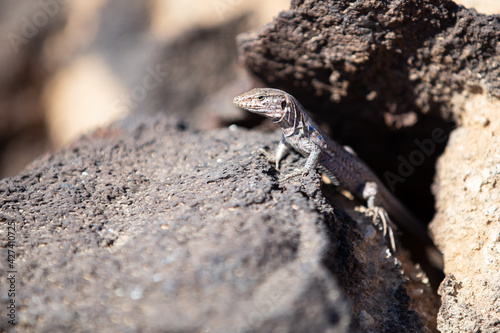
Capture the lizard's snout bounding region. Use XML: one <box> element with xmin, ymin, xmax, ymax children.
<box><xmin>233</xmin><ymin>95</ymin><xmax>243</xmax><ymax>107</ymax></box>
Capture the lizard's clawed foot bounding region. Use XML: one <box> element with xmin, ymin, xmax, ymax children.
<box><xmin>279</xmin><ymin>168</ymin><xmax>309</xmax><ymax>181</ymax></box>
<box><xmin>358</xmin><ymin>205</ymin><xmax>396</xmax><ymax>252</ymax></box>
<box><xmin>257</xmin><ymin>148</ymin><xmax>276</xmax><ymax>165</ymax></box>
<box><xmin>257</xmin><ymin>148</ymin><xmax>307</xmax><ymax>181</ymax></box>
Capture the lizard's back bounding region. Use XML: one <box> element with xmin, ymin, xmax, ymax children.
<box><xmin>295</xmin><ymin>105</ymin><xmax>428</xmax><ymax>240</ymax></box>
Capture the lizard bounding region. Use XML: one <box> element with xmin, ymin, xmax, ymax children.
<box><xmin>233</xmin><ymin>88</ymin><xmax>431</xmax><ymax>250</ymax></box>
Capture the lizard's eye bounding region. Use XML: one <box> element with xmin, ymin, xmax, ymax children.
<box><xmin>257</xmin><ymin>96</ymin><xmax>264</xmax><ymax>100</ymax></box>
<box><xmin>281</xmin><ymin>101</ymin><xmax>286</xmax><ymax>109</ymax></box>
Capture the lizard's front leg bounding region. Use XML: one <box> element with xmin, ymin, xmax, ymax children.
<box><xmin>280</xmin><ymin>144</ymin><xmax>321</xmax><ymax>180</ymax></box>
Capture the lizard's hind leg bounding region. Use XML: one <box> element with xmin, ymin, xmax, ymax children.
<box><xmin>371</xmin><ymin>206</ymin><xmax>396</xmax><ymax>252</ymax></box>
<box><xmin>360</xmin><ymin>182</ymin><xmax>397</xmax><ymax>252</ymax></box>
<box><xmin>357</xmin><ymin>205</ymin><xmax>397</xmax><ymax>252</ymax></box>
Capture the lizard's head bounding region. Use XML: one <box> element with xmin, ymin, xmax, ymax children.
<box><xmin>233</xmin><ymin>88</ymin><xmax>290</xmax><ymax>122</ymax></box>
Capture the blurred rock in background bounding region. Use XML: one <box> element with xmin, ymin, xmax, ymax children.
<box><xmin>0</xmin><ymin>0</ymin><xmax>497</xmax><ymax>179</ymax></box>
<box><xmin>0</xmin><ymin>0</ymin><xmax>289</xmax><ymax>178</ymax></box>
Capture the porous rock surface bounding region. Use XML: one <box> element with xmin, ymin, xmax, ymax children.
<box><xmin>431</xmin><ymin>93</ymin><xmax>500</xmax><ymax>333</ymax></box>
<box><xmin>0</xmin><ymin>116</ymin><xmax>435</xmax><ymax>332</ymax></box>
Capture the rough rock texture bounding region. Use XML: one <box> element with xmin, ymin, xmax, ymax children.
<box><xmin>238</xmin><ymin>0</ymin><xmax>500</xmax><ymax>115</ymax></box>
<box><xmin>431</xmin><ymin>93</ymin><xmax>500</xmax><ymax>333</ymax></box>
<box><xmin>235</xmin><ymin>0</ymin><xmax>500</xmax><ymax>332</ymax></box>
<box><xmin>0</xmin><ymin>116</ymin><xmax>436</xmax><ymax>332</ymax></box>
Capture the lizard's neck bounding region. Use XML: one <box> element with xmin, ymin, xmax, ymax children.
<box><xmin>277</xmin><ymin>96</ymin><xmax>306</xmax><ymax>137</ymax></box>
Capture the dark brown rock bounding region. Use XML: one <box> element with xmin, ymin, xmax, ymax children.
<box><xmin>238</xmin><ymin>0</ymin><xmax>500</xmax><ymax>118</ymax></box>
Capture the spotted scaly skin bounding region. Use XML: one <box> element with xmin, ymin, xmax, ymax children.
<box><xmin>234</xmin><ymin>88</ymin><xmax>430</xmax><ymax>250</ymax></box>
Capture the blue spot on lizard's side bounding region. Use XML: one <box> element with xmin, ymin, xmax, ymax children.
<box><xmin>308</xmin><ymin>125</ymin><xmax>315</xmax><ymax>132</ymax></box>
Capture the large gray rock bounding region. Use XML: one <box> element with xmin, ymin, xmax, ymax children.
<box><xmin>0</xmin><ymin>116</ymin><xmax>435</xmax><ymax>332</ymax></box>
